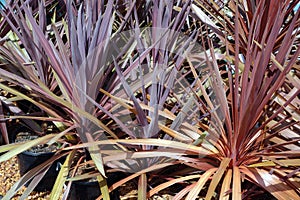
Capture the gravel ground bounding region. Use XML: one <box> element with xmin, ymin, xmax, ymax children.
<box><xmin>0</xmin><ymin>157</ymin><xmax>50</xmax><ymax>199</ymax></box>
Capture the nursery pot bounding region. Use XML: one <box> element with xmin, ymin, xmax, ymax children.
<box><xmin>69</xmin><ymin>173</ymin><xmax>123</xmax><ymax>200</ymax></box>
<box><xmin>69</xmin><ymin>180</ymin><xmax>102</xmax><ymax>200</ymax></box>
<box><xmin>17</xmin><ymin>150</ymin><xmax>65</xmax><ymax>192</ymax></box>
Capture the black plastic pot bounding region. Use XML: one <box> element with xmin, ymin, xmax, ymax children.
<box><xmin>69</xmin><ymin>173</ymin><xmax>125</xmax><ymax>200</ymax></box>
<box><xmin>17</xmin><ymin>151</ymin><xmax>65</xmax><ymax>192</ymax></box>
<box><xmin>69</xmin><ymin>180</ymin><xmax>121</xmax><ymax>200</ymax></box>
<box><xmin>69</xmin><ymin>180</ymin><xmax>102</xmax><ymax>200</ymax></box>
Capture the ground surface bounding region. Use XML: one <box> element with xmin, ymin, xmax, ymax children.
<box><xmin>0</xmin><ymin>157</ymin><xmax>50</xmax><ymax>199</ymax></box>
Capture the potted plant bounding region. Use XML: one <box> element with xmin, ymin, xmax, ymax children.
<box><xmin>0</xmin><ymin>83</ymin><xmax>68</xmax><ymax>192</ymax></box>
<box><xmin>0</xmin><ymin>0</ymin><xmax>136</xmax><ymax>198</ymax></box>
<box><xmin>14</xmin><ymin>125</ymin><xmax>68</xmax><ymax>192</ymax></box>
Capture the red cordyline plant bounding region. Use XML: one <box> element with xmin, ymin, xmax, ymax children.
<box><xmin>176</xmin><ymin>1</ymin><xmax>299</xmax><ymax>200</ymax></box>
<box><xmin>180</xmin><ymin>0</ymin><xmax>300</xmax><ymax>199</ymax></box>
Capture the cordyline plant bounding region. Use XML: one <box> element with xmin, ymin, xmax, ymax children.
<box><xmin>0</xmin><ymin>0</ymin><xmax>135</xmax><ymax>199</ymax></box>
<box><xmin>0</xmin><ymin>0</ymin><xmax>299</xmax><ymax>200</ymax></box>
<box><xmin>180</xmin><ymin>0</ymin><xmax>300</xmax><ymax>199</ymax></box>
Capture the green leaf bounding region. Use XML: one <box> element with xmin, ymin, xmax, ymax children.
<box><xmin>97</xmin><ymin>175</ymin><xmax>110</xmax><ymax>200</ymax></box>
<box><xmin>50</xmin><ymin>150</ymin><xmax>76</xmax><ymax>200</ymax></box>
<box><xmin>138</xmin><ymin>173</ymin><xmax>147</xmax><ymax>200</ymax></box>
<box><xmin>89</xmin><ymin>145</ymin><xmax>106</xmax><ymax>177</ymax></box>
